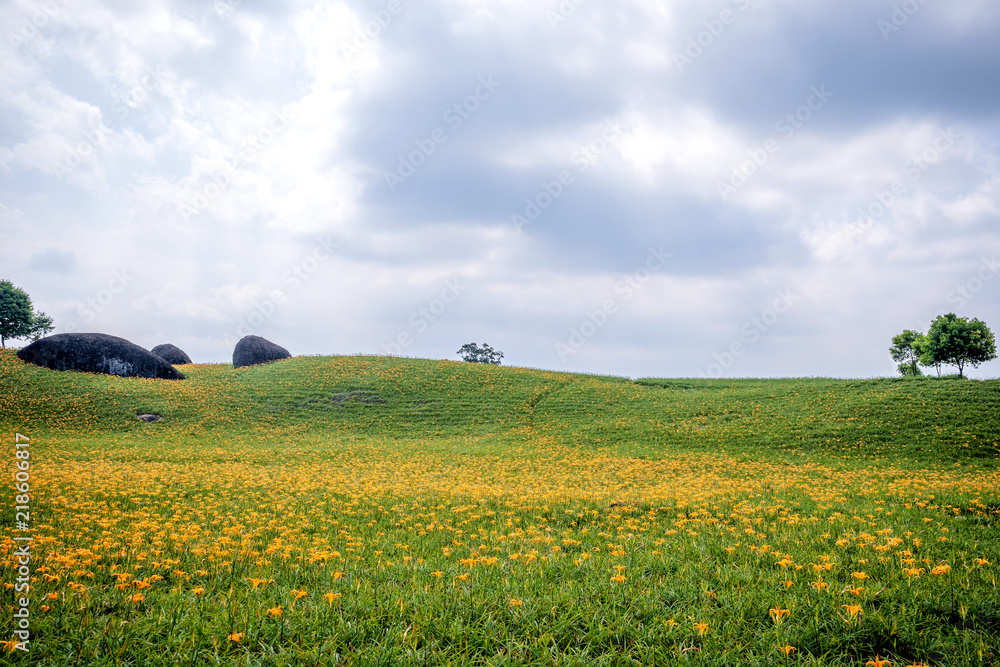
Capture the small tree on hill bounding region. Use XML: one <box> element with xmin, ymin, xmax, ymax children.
<box><xmin>0</xmin><ymin>280</ymin><xmax>53</xmax><ymax>348</ymax></box>
<box><xmin>914</xmin><ymin>335</ymin><xmax>942</xmax><ymax>376</ymax></box>
<box><xmin>920</xmin><ymin>313</ymin><xmax>996</xmax><ymax>379</ymax></box>
<box><xmin>458</xmin><ymin>343</ymin><xmax>504</xmax><ymax>365</ymax></box>
<box><xmin>27</xmin><ymin>312</ymin><xmax>54</xmax><ymax>342</ymax></box>
<box><xmin>889</xmin><ymin>330</ymin><xmax>924</xmax><ymax>376</ymax></box>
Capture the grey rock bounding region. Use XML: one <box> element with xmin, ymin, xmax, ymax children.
<box><xmin>151</xmin><ymin>343</ymin><xmax>193</xmax><ymax>365</ymax></box>
<box><xmin>17</xmin><ymin>333</ymin><xmax>185</xmax><ymax>380</ymax></box>
<box><xmin>232</xmin><ymin>335</ymin><xmax>291</xmax><ymax>369</ymax></box>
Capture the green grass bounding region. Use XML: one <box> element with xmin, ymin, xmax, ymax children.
<box><xmin>2</xmin><ymin>349</ymin><xmax>999</xmax><ymax>665</ymax></box>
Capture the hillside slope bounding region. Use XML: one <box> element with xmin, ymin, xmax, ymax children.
<box><xmin>2</xmin><ymin>349</ymin><xmax>998</xmax><ymax>465</ymax></box>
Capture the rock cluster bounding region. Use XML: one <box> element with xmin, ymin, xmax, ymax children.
<box><xmin>18</xmin><ymin>333</ymin><xmax>295</xmax><ymax>378</ymax></box>
<box><xmin>17</xmin><ymin>333</ymin><xmax>185</xmax><ymax>380</ymax></box>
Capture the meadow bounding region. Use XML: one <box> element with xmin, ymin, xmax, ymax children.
<box><xmin>2</xmin><ymin>348</ymin><xmax>999</xmax><ymax>666</ymax></box>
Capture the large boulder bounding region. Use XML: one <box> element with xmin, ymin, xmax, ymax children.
<box><xmin>151</xmin><ymin>343</ymin><xmax>193</xmax><ymax>365</ymax></box>
<box><xmin>17</xmin><ymin>333</ymin><xmax>185</xmax><ymax>380</ymax></box>
<box><xmin>233</xmin><ymin>335</ymin><xmax>291</xmax><ymax>369</ymax></box>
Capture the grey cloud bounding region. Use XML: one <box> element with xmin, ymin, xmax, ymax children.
<box><xmin>1</xmin><ymin>0</ymin><xmax>997</xmax><ymax>377</ymax></box>
<box><xmin>27</xmin><ymin>248</ymin><xmax>77</xmax><ymax>273</ymax></box>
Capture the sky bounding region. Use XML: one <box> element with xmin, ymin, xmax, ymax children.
<box><xmin>1</xmin><ymin>0</ymin><xmax>999</xmax><ymax>379</ymax></box>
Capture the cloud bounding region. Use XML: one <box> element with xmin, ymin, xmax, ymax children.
<box><xmin>0</xmin><ymin>0</ymin><xmax>998</xmax><ymax>378</ymax></box>
<box><xmin>27</xmin><ymin>247</ymin><xmax>77</xmax><ymax>273</ymax></box>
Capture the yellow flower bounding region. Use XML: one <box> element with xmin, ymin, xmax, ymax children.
<box><xmin>930</xmin><ymin>564</ymin><xmax>951</xmax><ymax>576</ymax></box>
<box><xmin>291</xmin><ymin>589</ymin><xmax>307</xmax><ymax>600</ymax></box>
<box><xmin>333</xmin><ymin>571</ymin><xmax>346</xmax><ymax>580</ymax></box>
<box><xmin>779</xmin><ymin>645</ymin><xmax>796</xmax><ymax>656</ymax></box>
<box><xmin>509</xmin><ymin>598</ymin><xmax>523</xmax><ymax>607</ymax></box>
<box><xmin>431</xmin><ymin>571</ymin><xmax>443</xmax><ymax>578</ymax></box>
<box><xmin>842</xmin><ymin>604</ymin><xmax>862</xmax><ymax>618</ymax></box>
<box><xmin>904</xmin><ymin>567</ymin><xmax>923</xmax><ymax>578</ymax></box>
<box><xmin>323</xmin><ymin>592</ymin><xmax>341</xmax><ymax>603</ymax></box>
<box><xmin>457</xmin><ymin>573</ymin><xmax>470</xmax><ymax>582</ymax></box>
<box><xmin>865</xmin><ymin>657</ymin><xmax>891</xmax><ymax>667</ymax></box>
<box><xmin>267</xmin><ymin>606</ymin><xmax>283</xmax><ymax>618</ymax></box>
<box><xmin>228</xmin><ymin>632</ymin><xmax>244</xmax><ymax>643</ymax></box>
<box><xmin>811</xmin><ymin>581</ymin><xmax>828</xmax><ymax>591</ymax></box>
<box><xmin>192</xmin><ymin>587</ymin><xmax>206</xmax><ymax>595</ymax></box>
<box><xmin>610</xmin><ymin>574</ymin><xmax>626</xmax><ymax>584</ymax></box>
<box><xmin>693</xmin><ymin>621</ymin><xmax>709</xmax><ymax>636</ymax></box>
<box><xmin>769</xmin><ymin>606</ymin><xmax>790</xmax><ymax>623</ymax></box>
<box><xmin>975</xmin><ymin>558</ymin><xmax>990</xmax><ymax>566</ymax></box>
<box><xmin>129</xmin><ymin>593</ymin><xmax>145</xmax><ymax>603</ymax></box>
<box><xmin>852</xmin><ymin>571</ymin><xmax>869</xmax><ymax>581</ymax></box>
<box><xmin>780</xmin><ymin>580</ymin><xmax>794</xmax><ymax>588</ymax></box>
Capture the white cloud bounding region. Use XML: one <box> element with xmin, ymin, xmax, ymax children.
<box><xmin>1</xmin><ymin>0</ymin><xmax>998</xmax><ymax>378</ymax></box>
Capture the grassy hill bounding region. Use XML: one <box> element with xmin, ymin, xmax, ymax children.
<box><xmin>2</xmin><ymin>349</ymin><xmax>1000</xmax><ymax>665</ymax></box>
<box><xmin>3</xmin><ymin>349</ymin><xmax>999</xmax><ymax>465</ymax></box>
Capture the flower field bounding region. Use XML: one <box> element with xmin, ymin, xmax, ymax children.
<box><xmin>2</xmin><ymin>349</ymin><xmax>999</xmax><ymax>665</ymax></box>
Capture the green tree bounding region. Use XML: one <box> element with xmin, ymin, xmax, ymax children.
<box><xmin>920</xmin><ymin>313</ymin><xmax>997</xmax><ymax>379</ymax></box>
<box><xmin>27</xmin><ymin>311</ymin><xmax>54</xmax><ymax>342</ymax></box>
<box><xmin>457</xmin><ymin>343</ymin><xmax>504</xmax><ymax>365</ymax></box>
<box><xmin>0</xmin><ymin>280</ymin><xmax>34</xmax><ymax>348</ymax></box>
<box><xmin>913</xmin><ymin>335</ymin><xmax>942</xmax><ymax>376</ymax></box>
<box><xmin>0</xmin><ymin>280</ymin><xmax>53</xmax><ymax>347</ymax></box>
<box><xmin>889</xmin><ymin>330</ymin><xmax>924</xmax><ymax>376</ymax></box>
